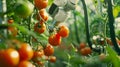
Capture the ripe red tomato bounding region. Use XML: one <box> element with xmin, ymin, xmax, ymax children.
<box><xmin>79</xmin><ymin>42</ymin><xmax>86</xmax><ymax>50</ymax></box>
<box><xmin>18</xmin><ymin>61</ymin><xmax>34</xmax><ymax>67</ymax></box>
<box><xmin>58</xmin><ymin>25</ymin><xmax>69</xmax><ymax>37</ymax></box>
<box><xmin>18</xmin><ymin>43</ymin><xmax>33</xmax><ymax>61</ymax></box>
<box><xmin>48</xmin><ymin>33</ymin><xmax>61</xmax><ymax>46</ymax></box>
<box><xmin>49</xmin><ymin>56</ymin><xmax>56</xmax><ymax>63</ymax></box>
<box><xmin>80</xmin><ymin>47</ymin><xmax>92</xmax><ymax>56</ymax></box>
<box><xmin>1</xmin><ymin>48</ymin><xmax>19</xmax><ymax>67</ymax></box>
<box><xmin>37</xmin><ymin>9</ymin><xmax>48</xmax><ymax>22</ymax></box>
<box><xmin>34</xmin><ymin>22</ymin><xmax>46</xmax><ymax>34</ymax></box>
<box><xmin>34</xmin><ymin>0</ymin><xmax>48</xmax><ymax>9</ymax></box>
<box><xmin>44</xmin><ymin>45</ymin><xmax>54</xmax><ymax>56</ymax></box>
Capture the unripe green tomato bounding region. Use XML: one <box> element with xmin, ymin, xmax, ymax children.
<box><xmin>14</xmin><ymin>0</ymin><xmax>34</xmax><ymax>18</ymax></box>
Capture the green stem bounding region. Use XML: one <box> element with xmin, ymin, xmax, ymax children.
<box><xmin>81</xmin><ymin>0</ymin><xmax>101</xmax><ymax>52</ymax></box>
<box><xmin>81</xmin><ymin>0</ymin><xmax>92</xmax><ymax>49</ymax></box>
<box><xmin>28</xmin><ymin>16</ymin><xmax>32</xmax><ymax>45</ymax></box>
<box><xmin>107</xmin><ymin>0</ymin><xmax>120</xmax><ymax>54</ymax></box>
<box><xmin>73</xmin><ymin>11</ymin><xmax>80</xmax><ymax>43</ymax></box>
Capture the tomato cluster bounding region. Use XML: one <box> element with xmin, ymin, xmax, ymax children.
<box><xmin>0</xmin><ymin>0</ymin><xmax>71</xmax><ymax>67</ymax></box>
<box><xmin>48</xmin><ymin>25</ymin><xmax>69</xmax><ymax>46</ymax></box>
<box><xmin>0</xmin><ymin>42</ymin><xmax>34</xmax><ymax>67</ymax></box>
<box><xmin>34</xmin><ymin>0</ymin><xmax>49</xmax><ymax>34</ymax></box>
<box><xmin>79</xmin><ymin>42</ymin><xmax>92</xmax><ymax>56</ymax></box>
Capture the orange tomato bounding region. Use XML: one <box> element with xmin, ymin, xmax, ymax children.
<box><xmin>34</xmin><ymin>22</ymin><xmax>46</xmax><ymax>34</ymax></box>
<box><xmin>0</xmin><ymin>48</ymin><xmax>19</xmax><ymax>67</ymax></box>
<box><xmin>8</xmin><ymin>19</ymin><xmax>14</xmax><ymax>24</ymax></box>
<box><xmin>44</xmin><ymin>45</ymin><xmax>54</xmax><ymax>56</ymax></box>
<box><xmin>18</xmin><ymin>43</ymin><xmax>33</xmax><ymax>61</ymax></box>
<box><xmin>34</xmin><ymin>0</ymin><xmax>48</xmax><ymax>9</ymax></box>
<box><xmin>18</xmin><ymin>61</ymin><xmax>34</xmax><ymax>67</ymax></box>
<box><xmin>48</xmin><ymin>33</ymin><xmax>61</xmax><ymax>46</ymax></box>
<box><xmin>37</xmin><ymin>9</ymin><xmax>48</xmax><ymax>22</ymax></box>
<box><xmin>49</xmin><ymin>56</ymin><xmax>56</xmax><ymax>63</ymax></box>
<box><xmin>58</xmin><ymin>25</ymin><xmax>69</xmax><ymax>37</ymax></box>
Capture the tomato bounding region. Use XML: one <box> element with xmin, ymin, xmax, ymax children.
<box><xmin>118</xmin><ymin>40</ymin><xmax>120</xmax><ymax>45</ymax></box>
<box><xmin>80</xmin><ymin>47</ymin><xmax>92</xmax><ymax>56</ymax></box>
<box><xmin>79</xmin><ymin>42</ymin><xmax>86</xmax><ymax>50</ymax></box>
<box><xmin>37</xmin><ymin>61</ymin><xmax>44</xmax><ymax>66</ymax></box>
<box><xmin>48</xmin><ymin>33</ymin><xmax>61</xmax><ymax>46</ymax></box>
<box><xmin>8</xmin><ymin>19</ymin><xmax>14</xmax><ymax>24</ymax></box>
<box><xmin>34</xmin><ymin>22</ymin><xmax>46</xmax><ymax>34</ymax></box>
<box><xmin>49</xmin><ymin>56</ymin><xmax>56</xmax><ymax>63</ymax></box>
<box><xmin>18</xmin><ymin>61</ymin><xmax>34</xmax><ymax>67</ymax></box>
<box><xmin>106</xmin><ymin>38</ymin><xmax>113</xmax><ymax>46</ymax></box>
<box><xmin>18</xmin><ymin>43</ymin><xmax>33</xmax><ymax>61</ymax></box>
<box><xmin>34</xmin><ymin>0</ymin><xmax>48</xmax><ymax>9</ymax></box>
<box><xmin>44</xmin><ymin>45</ymin><xmax>54</xmax><ymax>56</ymax></box>
<box><xmin>58</xmin><ymin>25</ymin><xmax>69</xmax><ymax>37</ymax></box>
<box><xmin>7</xmin><ymin>39</ymin><xmax>21</xmax><ymax>49</ymax></box>
<box><xmin>15</xmin><ymin>1</ymin><xmax>34</xmax><ymax>18</ymax></box>
<box><xmin>33</xmin><ymin>50</ymin><xmax>44</xmax><ymax>58</ymax></box>
<box><xmin>0</xmin><ymin>50</ymin><xmax>6</xmax><ymax>67</ymax></box>
<box><xmin>0</xmin><ymin>48</ymin><xmax>19</xmax><ymax>67</ymax></box>
<box><xmin>8</xmin><ymin>26</ymin><xmax>18</xmax><ymax>37</ymax></box>
<box><xmin>99</xmin><ymin>53</ymin><xmax>106</xmax><ymax>61</ymax></box>
<box><xmin>32</xmin><ymin>50</ymin><xmax>44</xmax><ymax>62</ymax></box>
<box><xmin>84</xmin><ymin>47</ymin><xmax>92</xmax><ymax>55</ymax></box>
<box><xmin>37</xmin><ymin>9</ymin><xmax>49</xmax><ymax>22</ymax></box>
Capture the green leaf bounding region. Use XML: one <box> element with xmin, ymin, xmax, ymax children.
<box><xmin>48</xmin><ymin>0</ymin><xmax>54</xmax><ymax>5</ymax></box>
<box><xmin>12</xmin><ymin>23</ymin><xmax>48</xmax><ymax>41</ymax></box>
<box><xmin>106</xmin><ymin>46</ymin><xmax>120</xmax><ymax>67</ymax></box>
<box><xmin>113</xmin><ymin>6</ymin><xmax>120</xmax><ymax>18</ymax></box>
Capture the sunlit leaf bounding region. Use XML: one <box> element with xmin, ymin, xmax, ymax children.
<box><xmin>106</xmin><ymin>46</ymin><xmax>120</xmax><ymax>67</ymax></box>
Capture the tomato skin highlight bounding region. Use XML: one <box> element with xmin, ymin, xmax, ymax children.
<box><xmin>34</xmin><ymin>0</ymin><xmax>48</xmax><ymax>9</ymax></box>
<box><xmin>0</xmin><ymin>48</ymin><xmax>20</xmax><ymax>67</ymax></box>
<box><xmin>18</xmin><ymin>43</ymin><xmax>34</xmax><ymax>61</ymax></box>
<box><xmin>44</xmin><ymin>45</ymin><xmax>54</xmax><ymax>56</ymax></box>
<box><xmin>58</xmin><ymin>25</ymin><xmax>69</xmax><ymax>37</ymax></box>
<box><xmin>48</xmin><ymin>33</ymin><xmax>61</xmax><ymax>46</ymax></box>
